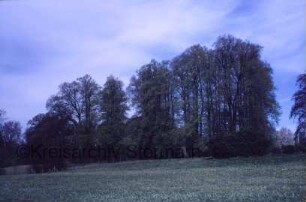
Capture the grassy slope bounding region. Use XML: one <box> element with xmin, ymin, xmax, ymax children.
<box><xmin>0</xmin><ymin>154</ymin><xmax>305</xmax><ymax>202</ymax></box>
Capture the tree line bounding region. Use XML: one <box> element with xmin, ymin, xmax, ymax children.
<box><xmin>0</xmin><ymin>35</ymin><xmax>305</xmax><ymax>172</ymax></box>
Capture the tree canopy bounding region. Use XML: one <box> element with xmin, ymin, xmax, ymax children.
<box><xmin>1</xmin><ymin>35</ymin><xmax>291</xmax><ymax>171</ymax></box>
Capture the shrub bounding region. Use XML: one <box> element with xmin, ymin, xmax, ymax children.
<box><xmin>281</xmin><ymin>145</ymin><xmax>296</xmax><ymax>154</ymax></box>
<box><xmin>208</xmin><ymin>130</ymin><xmax>273</xmax><ymax>158</ymax></box>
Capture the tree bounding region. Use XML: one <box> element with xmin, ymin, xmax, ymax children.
<box><xmin>47</xmin><ymin>75</ymin><xmax>100</xmax><ymax>148</ymax></box>
<box><xmin>212</xmin><ymin>35</ymin><xmax>280</xmax><ymax>135</ymax></box>
<box><xmin>98</xmin><ymin>76</ymin><xmax>128</xmax><ymax>148</ymax></box>
<box><xmin>0</xmin><ymin>35</ymin><xmax>282</xmax><ymax>165</ymax></box>
<box><xmin>0</xmin><ymin>111</ymin><xmax>22</xmax><ymax>167</ymax></box>
<box><xmin>290</xmin><ymin>73</ymin><xmax>306</xmax><ymax>148</ymax></box>
<box><xmin>0</xmin><ymin>121</ymin><xmax>22</xmax><ymax>146</ymax></box>
<box><xmin>25</xmin><ymin>112</ymin><xmax>75</xmax><ymax>172</ymax></box>
<box><xmin>207</xmin><ymin>35</ymin><xmax>280</xmax><ymax>157</ymax></box>
<box><xmin>78</xmin><ymin>75</ymin><xmax>100</xmax><ymax>136</ymax></box>
<box><xmin>275</xmin><ymin>127</ymin><xmax>295</xmax><ymax>147</ymax></box>
<box><xmin>171</xmin><ymin>45</ymin><xmax>209</xmax><ymax>140</ymax></box>
<box><xmin>128</xmin><ymin>60</ymin><xmax>175</xmax><ymax>151</ymax></box>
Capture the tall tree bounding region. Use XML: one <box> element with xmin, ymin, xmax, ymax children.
<box><xmin>206</xmin><ymin>35</ymin><xmax>280</xmax><ymax>157</ymax></box>
<box><xmin>171</xmin><ymin>45</ymin><xmax>208</xmax><ymax>139</ymax></box>
<box><xmin>212</xmin><ymin>35</ymin><xmax>279</xmax><ymax>135</ymax></box>
<box><xmin>169</xmin><ymin>36</ymin><xmax>279</xmax><ymax>157</ymax></box>
<box><xmin>47</xmin><ymin>75</ymin><xmax>100</xmax><ymax>147</ymax></box>
<box><xmin>128</xmin><ymin>60</ymin><xmax>175</xmax><ymax>149</ymax></box>
<box><xmin>98</xmin><ymin>76</ymin><xmax>128</xmax><ymax>147</ymax></box>
<box><xmin>290</xmin><ymin>73</ymin><xmax>306</xmax><ymax>146</ymax></box>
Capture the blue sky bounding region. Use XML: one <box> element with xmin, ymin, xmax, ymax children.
<box><xmin>0</xmin><ymin>0</ymin><xmax>305</xmax><ymax>131</ymax></box>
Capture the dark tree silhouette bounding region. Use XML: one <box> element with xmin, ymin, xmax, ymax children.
<box><xmin>290</xmin><ymin>73</ymin><xmax>306</xmax><ymax>149</ymax></box>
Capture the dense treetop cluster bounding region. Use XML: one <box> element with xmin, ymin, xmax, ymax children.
<box><xmin>0</xmin><ymin>35</ymin><xmax>305</xmax><ymax>171</ymax></box>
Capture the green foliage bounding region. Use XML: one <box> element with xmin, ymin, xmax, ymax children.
<box><xmin>25</xmin><ymin>113</ymin><xmax>75</xmax><ymax>172</ymax></box>
<box><xmin>1</xmin><ymin>35</ymin><xmax>283</xmax><ymax>169</ymax></box>
<box><xmin>46</xmin><ymin>74</ymin><xmax>100</xmax><ymax>148</ymax></box>
<box><xmin>128</xmin><ymin>60</ymin><xmax>175</xmax><ymax>149</ymax></box>
<box><xmin>208</xmin><ymin>130</ymin><xmax>273</xmax><ymax>158</ymax></box>
<box><xmin>123</xmin><ymin>116</ymin><xmax>142</xmax><ymax>146</ymax></box>
<box><xmin>169</xmin><ymin>35</ymin><xmax>280</xmax><ymax>156</ymax></box>
<box><xmin>98</xmin><ymin>76</ymin><xmax>128</xmax><ymax>148</ymax></box>
<box><xmin>172</xmin><ymin>45</ymin><xmax>209</xmax><ymax>138</ymax></box>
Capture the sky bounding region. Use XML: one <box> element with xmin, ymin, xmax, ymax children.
<box><xmin>0</xmin><ymin>0</ymin><xmax>305</xmax><ymax>132</ymax></box>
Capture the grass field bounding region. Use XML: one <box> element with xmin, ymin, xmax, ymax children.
<box><xmin>0</xmin><ymin>154</ymin><xmax>305</xmax><ymax>202</ymax></box>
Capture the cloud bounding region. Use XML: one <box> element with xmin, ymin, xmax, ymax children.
<box><xmin>0</xmin><ymin>0</ymin><xmax>304</xmax><ymax>131</ymax></box>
